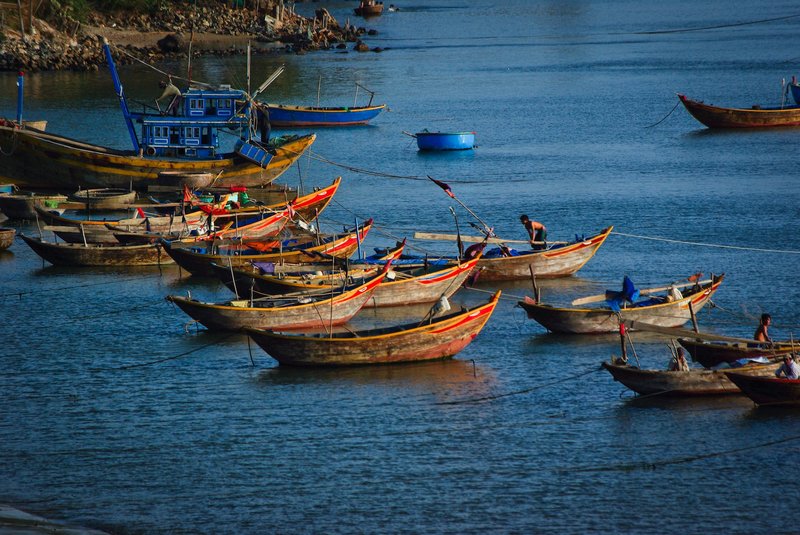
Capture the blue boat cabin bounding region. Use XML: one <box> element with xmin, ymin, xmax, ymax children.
<box><xmin>131</xmin><ymin>87</ymin><xmax>251</xmax><ymax>159</ymax></box>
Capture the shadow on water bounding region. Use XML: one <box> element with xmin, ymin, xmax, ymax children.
<box><xmin>254</xmin><ymin>356</ymin><xmax>495</xmax><ymax>391</ymax></box>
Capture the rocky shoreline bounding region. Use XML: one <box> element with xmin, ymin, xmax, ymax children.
<box><xmin>0</xmin><ymin>2</ymin><xmax>382</xmax><ymax>72</ymax></box>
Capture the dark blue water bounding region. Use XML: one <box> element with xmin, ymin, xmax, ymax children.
<box><xmin>2</xmin><ymin>1</ymin><xmax>800</xmax><ymax>533</ymax></box>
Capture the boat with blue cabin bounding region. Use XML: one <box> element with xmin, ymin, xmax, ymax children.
<box><xmin>0</xmin><ymin>40</ymin><xmax>315</xmax><ymax>190</ymax></box>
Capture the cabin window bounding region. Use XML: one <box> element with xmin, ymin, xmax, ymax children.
<box><xmin>170</xmin><ymin>127</ymin><xmax>180</xmax><ymax>144</ymax></box>
<box><xmin>217</xmin><ymin>98</ymin><xmax>233</xmax><ymax>116</ymax></box>
<box><xmin>189</xmin><ymin>99</ymin><xmax>205</xmax><ymax>116</ymax></box>
<box><xmin>184</xmin><ymin>126</ymin><xmax>201</xmax><ymax>146</ymax></box>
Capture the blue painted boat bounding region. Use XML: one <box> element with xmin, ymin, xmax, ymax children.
<box><xmin>414</xmin><ymin>131</ymin><xmax>476</xmax><ymax>151</ymax></box>
<box><xmin>259</xmin><ymin>103</ymin><xmax>386</xmax><ymax>127</ymax></box>
<box><xmin>790</xmin><ymin>81</ymin><xmax>800</xmax><ymax>105</ymax></box>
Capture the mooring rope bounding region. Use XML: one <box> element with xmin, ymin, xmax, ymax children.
<box><xmin>612</xmin><ymin>231</ymin><xmax>800</xmax><ymax>254</ymax></box>
<box><xmin>434</xmin><ymin>366</ymin><xmax>602</xmax><ymax>405</ymax></box>
<box><xmin>114</xmin><ymin>332</ymin><xmax>237</xmax><ymax>370</ymax></box>
<box><xmin>0</xmin><ymin>273</ymin><xmax>164</xmax><ymax>299</ymax></box>
<box><xmin>562</xmin><ymin>433</ymin><xmax>800</xmax><ymax>473</ymax></box>
<box><xmin>644</xmin><ymin>100</ymin><xmax>681</xmax><ymax>128</ymax></box>
<box><xmin>634</xmin><ymin>12</ymin><xmax>800</xmax><ymax>35</ymax></box>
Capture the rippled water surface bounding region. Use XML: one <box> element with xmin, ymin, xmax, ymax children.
<box><xmin>2</xmin><ymin>0</ymin><xmax>800</xmax><ymax>533</ymax></box>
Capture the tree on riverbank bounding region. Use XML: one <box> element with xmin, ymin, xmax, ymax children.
<box><xmin>0</xmin><ymin>0</ymin><xmax>373</xmax><ymax>71</ymax></box>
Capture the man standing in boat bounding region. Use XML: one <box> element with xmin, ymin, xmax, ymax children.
<box><xmin>520</xmin><ymin>214</ymin><xmax>546</xmax><ymax>250</ymax></box>
<box><xmin>754</xmin><ymin>313</ymin><xmax>772</xmax><ymax>344</ymax></box>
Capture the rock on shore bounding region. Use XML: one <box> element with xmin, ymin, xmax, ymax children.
<box><xmin>0</xmin><ymin>2</ymin><xmax>377</xmax><ymax>72</ymax></box>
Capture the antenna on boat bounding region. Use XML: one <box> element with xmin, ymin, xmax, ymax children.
<box><xmin>251</xmin><ymin>65</ymin><xmax>285</xmax><ymax>101</ymax></box>
<box><xmin>317</xmin><ymin>74</ymin><xmax>322</xmax><ymax>107</ymax></box>
<box><xmin>247</xmin><ymin>41</ymin><xmax>252</xmax><ymax>97</ymax></box>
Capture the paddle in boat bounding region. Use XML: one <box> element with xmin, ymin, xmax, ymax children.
<box><xmin>0</xmin><ymin>42</ymin><xmax>315</xmax><ymax>190</ymax></box>
<box><xmin>166</xmin><ymin>262</ymin><xmax>392</xmax><ymax>331</ymax></box>
<box><xmin>678</xmin><ymin>93</ymin><xmax>800</xmax><ymax>128</ymax></box>
<box><xmin>245</xmin><ymin>291</ymin><xmax>501</xmax><ymax>367</ymax></box>
<box><xmin>518</xmin><ymin>273</ymin><xmax>724</xmax><ymax>334</ymax></box>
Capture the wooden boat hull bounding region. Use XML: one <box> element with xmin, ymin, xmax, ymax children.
<box><xmin>678</xmin><ymin>338</ymin><xmax>795</xmax><ymax>369</ymax></box>
<box><xmin>602</xmin><ymin>361</ymin><xmax>778</xmax><ymax>396</ymax></box>
<box><xmin>0</xmin><ymin>227</ymin><xmax>14</xmax><ymax>250</ymax></box>
<box><xmin>163</xmin><ymin>221</ymin><xmax>373</xmax><ymax>276</ymax></box>
<box><xmin>518</xmin><ymin>275</ymin><xmax>723</xmax><ymax>334</ymax></box>
<box><xmin>0</xmin><ymin>125</ymin><xmax>315</xmax><ymax>189</ymax></box>
<box><xmin>0</xmin><ymin>194</ymin><xmax>68</xmax><ymax>219</ymax></box>
<box><xmin>20</xmin><ymin>233</ymin><xmax>173</xmax><ymax>266</ymax></box>
<box><xmin>678</xmin><ymin>94</ymin><xmax>800</xmax><ymax>128</ymax></box>
<box><xmin>367</xmin><ymin>256</ymin><xmax>478</xmax><ymax>307</ymax></box>
<box><xmin>166</xmin><ymin>270</ymin><xmax>386</xmax><ymax>331</ymax></box>
<box><xmin>416</xmin><ymin>132</ymin><xmax>475</xmax><ymax>151</ymax></box>
<box><xmin>724</xmin><ymin>372</ymin><xmax>800</xmax><ymax>406</ymax></box>
<box><xmin>70</xmin><ymin>188</ymin><xmax>136</xmax><ymax>209</ymax></box>
<box><xmin>246</xmin><ymin>292</ymin><xmax>500</xmax><ymax>367</ymax></box>
<box><xmin>354</xmin><ymin>3</ymin><xmax>383</xmax><ymax>16</ymax></box>
<box><xmin>474</xmin><ymin>226</ymin><xmax>612</xmax><ymax>281</ymax></box>
<box><xmin>263</xmin><ymin>105</ymin><xmax>386</xmax><ymax>127</ymax></box>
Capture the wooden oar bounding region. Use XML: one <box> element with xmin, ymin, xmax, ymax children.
<box><xmin>571</xmin><ymin>279</ymin><xmax>712</xmax><ymax>306</ymax></box>
<box><xmin>414</xmin><ymin>231</ymin><xmax>566</xmax><ymax>246</ymax></box>
<box><xmin>620</xmin><ymin>320</ymin><xmax>796</xmax><ymax>347</ymax></box>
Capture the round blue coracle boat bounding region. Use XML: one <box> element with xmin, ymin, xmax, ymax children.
<box><xmin>414</xmin><ymin>130</ymin><xmax>476</xmax><ymax>151</ymax></box>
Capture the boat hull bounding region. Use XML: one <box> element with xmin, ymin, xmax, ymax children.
<box><xmin>678</xmin><ymin>338</ymin><xmax>795</xmax><ymax>368</ymax></box>
<box><xmin>724</xmin><ymin>373</ymin><xmax>800</xmax><ymax>406</ymax></box>
<box><xmin>518</xmin><ymin>275</ymin><xmax>723</xmax><ymax>334</ymax></box>
<box><xmin>602</xmin><ymin>361</ymin><xmax>778</xmax><ymax>396</ymax></box>
<box><xmin>474</xmin><ymin>226</ymin><xmax>612</xmax><ymax>281</ymax></box>
<box><xmin>167</xmin><ymin>272</ymin><xmax>385</xmax><ymax>331</ymax></box>
<box><xmin>0</xmin><ymin>126</ymin><xmax>315</xmax><ymax>189</ymax></box>
<box><xmin>678</xmin><ymin>94</ymin><xmax>800</xmax><ymax>128</ymax></box>
<box><xmin>20</xmin><ymin>233</ymin><xmax>173</xmax><ymax>266</ymax></box>
<box><xmin>416</xmin><ymin>132</ymin><xmax>475</xmax><ymax>151</ymax></box>
<box><xmin>246</xmin><ymin>292</ymin><xmax>500</xmax><ymax>366</ymax></box>
<box><xmin>0</xmin><ymin>193</ymin><xmax>68</xmax><ymax>219</ymax></box>
<box><xmin>264</xmin><ymin>104</ymin><xmax>385</xmax><ymax>127</ymax></box>
<box><xmin>0</xmin><ymin>227</ymin><xmax>14</xmax><ymax>250</ymax></box>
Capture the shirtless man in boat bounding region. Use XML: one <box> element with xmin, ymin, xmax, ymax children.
<box><xmin>754</xmin><ymin>313</ymin><xmax>772</xmax><ymax>344</ymax></box>
<box><xmin>520</xmin><ymin>214</ymin><xmax>546</xmax><ymax>250</ymax></box>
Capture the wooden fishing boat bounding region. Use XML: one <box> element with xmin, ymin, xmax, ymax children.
<box><xmin>0</xmin><ymin>193</ymin><xmax>68</xmax><ymax>219</ymax></box>
<box><xmin>246</xmin><ymin>291</ymin><xmax>500</xmax><ymax>366</ymax></box>
<box><xmin>518</xmin><ymin>274</ymin><xmax>724</xmax><ymax>334</ymax></box>
<box><xmin>602</xmin><ymin>359</ymin><xmax>779</xmax><ymax>397</ymax></box>
<box><xmin>69</xmin><ymin>188</ymin><xmax>136</xmax><ymax>209</ymax></box>
<box><xmin>162</xmin><ymin>219</ymin><xmax>373</xmax><ymax>276</ymax></box>
<box><xmin>678</xmin><ymin>94</ymin><xmax>800</xmax><ymax>128</ymax></box>
<box><xmin>45</xmin><ymin>225</ymin><xmax>121</xmax><ymax>245</ymax></box>
<box><xmin>678</xmin><ymin>338</ymin><xmax>796</xmax><ymax>369</ymax></box>
<box><xmin>19</xmin><ymin>233</ymin><xmax>173</xmax><ymax>266</ymax></box>
<box><xmin>0</xmin><ymin>227</ymin><xmax>14</xmax><ymax>250</ymax></box>
<box><xmin>473</xmin><ymin>226</ymin><xmax>612</xmax><ymax>281</ymax></box>
<box><xmin>0</xmin><ymin>42</ymin><xmax>315</xmax><ymax>190</ymax></box>
<box><xmin>260</xmin><ymin>104</ymin><xmax>386</xmax><ymax>127</ymax></box>
<box><xmin>212</xmin><ymin>251</ymin><xmax>479</xmax><ymax>308</ymax></box>
<box><xmin>166</xmin><ymin>263</ymin><xmax>390</xmax><ymax>331</ymax></box>
<box><xmin>354</xmin><ymin>0</ymin><xmax>383</xmax><ymax>17</ymax></box>
<box><xmin>209</xmin><ymin>241</ymin><xmax>407</xmax><ymax>296</ymax></box>
<box><xmin>414</xmin><ymin>131</ymin><xmax>476</xmax><ymax>151</ymax></box>
<box><xmin>724</xmin><ymin>372</ymin><xmax>800</xmax><ymax>406</ymax></box>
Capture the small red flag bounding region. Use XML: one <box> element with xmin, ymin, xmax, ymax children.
<box><xmin>429</xmin><ymin>176</ymin><xmax>455</xmax><ymax>198</ymax></box>
<box><xmin>136</xmin><ymin>207</ymin><xmax>146</xmax><ymax>218</ymax></box>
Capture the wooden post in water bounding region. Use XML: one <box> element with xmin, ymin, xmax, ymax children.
<box><xmin>688</xmin><ymin>301</ymin><xmax>699</xmax><ymax>333</ymax></box>
<box><xmin>529</xmin><ymin>265</ymin><xmax>540</xmax><ymax>302</ymax></box>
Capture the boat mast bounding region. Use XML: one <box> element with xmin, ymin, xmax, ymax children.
<box><xmin>102</xmin><ymin>38</ymin><xmax>140</xmax><ymax>153</ymax></box>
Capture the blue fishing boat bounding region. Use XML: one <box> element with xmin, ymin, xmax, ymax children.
<box><xmin>413</xmin><ymin>130</ymin><xmax>476</xmax><ymax>151</ymax></box>
<box><xmin>259</xmin><ymin>103</ymin><xmax>386</xmax><ymax>127</ymax></box>
<box><xmin>0</xmin><ymin>40</ymin><xmax>315</xmax><ymax>190</ymax></box>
